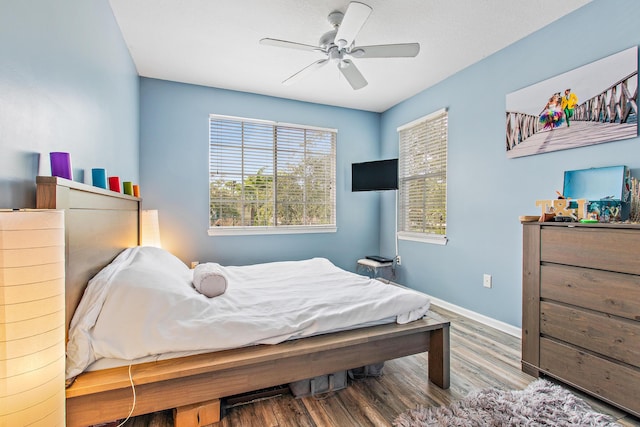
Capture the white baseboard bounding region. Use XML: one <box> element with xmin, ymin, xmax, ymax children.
<box><xmin>384</xmin><ymin>280</ymin><xmax>522</xmax><ymax>338</ymax></box>
<box><xmin>426</xmin><ymin>293</ymin><xmax>522</xmax><ymax>339</ymax></box>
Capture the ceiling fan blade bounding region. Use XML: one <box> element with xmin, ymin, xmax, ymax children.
<box><xmin>339</xmin><ymin>59</ymin><xmax>367</xmax><ymax>90</ymax></box>
<box><xmin>282</xmin><ymin>59</ymin><xmax>329</xmax><ymax>85</ymax></box>
<box><xmin>334</xmin><ymin>2</ymin><xmax>372</xmax><ymax>49</ymax></box>
<box><xmin>260</xmin><ymin>38</ymin><xmax>320</xmax><ymax>52</ymax></box>
<box><xmin>353</xmin><ymin>43</ymin><xmax>420</xmax><ymax>58</ymax></box>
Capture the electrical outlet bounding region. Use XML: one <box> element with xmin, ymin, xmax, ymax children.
<box><xmin>396</xmin><ymin>255</ymin><xmax>401</xmax><ymax>265</ymax></box>
<box><xmin>483</xmin><ymin>273</ymin><xmax>492</xmax><ymax>288</ymax></box>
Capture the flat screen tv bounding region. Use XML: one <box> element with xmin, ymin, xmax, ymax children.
<box><xmin>351</xmin><ymin>158</ymin><xmax>398</xmax><ymax>191</ymax></box>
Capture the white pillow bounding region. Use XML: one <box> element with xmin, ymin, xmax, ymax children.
<box><xmin>192</xmin><ymin>263</ymin><xmax>228</xmax><ymax>298</ymax></box>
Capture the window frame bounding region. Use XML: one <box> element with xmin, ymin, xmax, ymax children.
<box><xmin>396</xmin><ymin>108</ymin><xmax>448</xmax><ymax>245</ymax></box>
<box><xmin>208</xmin><ymin>114</ymin><xmax>337</xmax><ymax>236</ymax></box>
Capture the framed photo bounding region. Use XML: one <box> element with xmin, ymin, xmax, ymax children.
<box><xmin>506</xmin><ymin>46</ymin><xmax>638</xmax><ymax>158</ymax></box>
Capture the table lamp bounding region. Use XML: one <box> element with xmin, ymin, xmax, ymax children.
<box><xmin>141</xmin><ymin>209</ymin><xmax>162</xmax><ymax>248</ymax></box>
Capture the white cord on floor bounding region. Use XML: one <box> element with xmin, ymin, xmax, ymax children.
<box><xmin>116</xmin><ymin>363</ymin><xmax>136</xmax><ymax>427</ymax></box>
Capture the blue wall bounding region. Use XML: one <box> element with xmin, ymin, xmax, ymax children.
<box><xmin>139</xmin><ymin>78</ymin><xmax>381</xmax><ymax>271</ymax></box>
<box><xmin>379</xmin><ymin>0</ymin><xmax>640</xmax><ymax>327</ymax></box>
<box><xmin>5</xmin><ymin>0</ymin><xmax>637</xmax><ymax>329</ymax></box>
<box><xmin>0</xmin><ymin>0</ymin><xmax>139</xmax><ymax>208</ymax></box>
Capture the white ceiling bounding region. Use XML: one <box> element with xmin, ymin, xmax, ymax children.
<box><xmin>108</xmin><ymin>0</ymin><xmax>591</xmax><ymax>113</ymax></box>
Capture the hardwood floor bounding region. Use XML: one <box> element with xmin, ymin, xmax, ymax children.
<box><xmin>123</xmin><ymin>305</ymin><xmax>640</xmax><ymax>427</ymax></box>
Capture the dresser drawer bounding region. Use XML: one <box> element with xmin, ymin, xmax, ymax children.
<box><xmin>541</xmin><ymin>264</ymin><xmax>640</xmax><ymax>321</ymax></box>
<box><xmin>524</xmin><ymin>223</ymin><xmax>640</xmax><ymax>417</ymax></box>
<box><xmin>541</xmin><ymin>227</ymin><xmax>640</xmax><ymax>275</ymax></box>
<box><xmin>540</xmin><ymin>301</ymin><xmax>640</xmax><ymax>367</ymax></box>
<box><xmin>540</xmin><ymin>337</ymin><xmax>640</xmax><ymax>417</ymax></box>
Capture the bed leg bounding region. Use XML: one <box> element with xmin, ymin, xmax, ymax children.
<box><xmin>174</xmin><ymin>399</ymin><xmax>221</xmax><ymax>427</ymax></box>
<box><xmin>428</xmin><ymin>325</ymin><xmax>450</xmax><ymax>389</ymax></box>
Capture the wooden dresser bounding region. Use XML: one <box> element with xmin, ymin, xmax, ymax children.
<box><xmin>522</xmin><ymin>222</ymin><xmax>640</xmax><ymax>417</ymax></box>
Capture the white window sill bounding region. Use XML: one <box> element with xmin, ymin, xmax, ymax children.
<box><xmin>398</xmin><ymin>232</ymin><xmax>448</xmax><ymax>245</ymax></box>
<box><xmin>208</xmin><ymin>225</ymin><xmax>337</xmax><ymax>236</ymax></box>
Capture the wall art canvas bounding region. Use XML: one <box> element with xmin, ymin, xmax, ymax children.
<box><xmin>506</xmin><ymin>46</ymin><xmax>638</xmax><ymax>159</ymax></box>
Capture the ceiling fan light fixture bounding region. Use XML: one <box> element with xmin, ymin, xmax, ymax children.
<box><xmin>349</xmin><ymin>48</ymin><xmax>365</xmax><ymax>58</ymax></box>
<box><xmin>327</xmin><ymin>11</ymin><xmax>344</xmax><ymax>28</ymax></box>
<box><xmin>260</xmin><ymin>1</ymin><xmax>419</xmax><ymax>90</ymax></box>
<box><xmin>328</xmin><ymin>47</ymin><xmax>342</xmax><ymax>61</ymax></box>
<box><xmin>334</xmin><ymin>2</ymin><xmax>372</xmax><ymax>48</ymax></box>
<box><xmin>319</xmin><ymin>30</ymin><xmax>337</xmax><ymax>48</ymax></box>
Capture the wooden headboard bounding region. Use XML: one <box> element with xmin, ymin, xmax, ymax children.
<box><xmin>36</xmin><ymin>176</ymin><xmax>141</xmax><ymax>334</ymax></box>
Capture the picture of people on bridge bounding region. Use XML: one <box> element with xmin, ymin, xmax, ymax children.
<box><xmin>539</xmin><ymin>92</ymin><xmax>566</xmax><ymax>130</ymax></box>
<box><xmin>506</xmin><ymin>46</ymin><xmax>637</xmax><ymax>159</ymax></box>
<box><xmin>561</xmin><ymin>88</ymin><xmax>578</xmax><ymax>127</ymax></box>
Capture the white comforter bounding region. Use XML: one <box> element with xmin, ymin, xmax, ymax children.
<box><xmin>66</xmin><ymin>246</ymin><xmax>430</xmax><ymax>379</ymax></box>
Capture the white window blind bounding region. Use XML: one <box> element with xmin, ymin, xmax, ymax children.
<box><xmin>397</xmin><ymin>108</ymin><xmax>448</xmax><ymax>242</ymax></box>
<box><xmin>209</xmin><ymin>115</ymin><xmax>336</xmax><ymax>234</ymax></box>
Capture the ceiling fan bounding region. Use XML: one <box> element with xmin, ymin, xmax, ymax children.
<box><xmin>260</xmin><ymin>2</ymin><xmax>420</xmax><ymax>90</ymax></box>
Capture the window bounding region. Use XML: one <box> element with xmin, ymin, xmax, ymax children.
<box><xmin>208</xmin><ymin>115</ymin><xmax>336</xmax><ymax>235</ymax></box>
<box><xmin>397</xmin><ymin>108</ymin><xmax>448</xmax><ymax>245</ymax></box>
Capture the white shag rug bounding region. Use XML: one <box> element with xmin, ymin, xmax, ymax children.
<box><xmin>394</xmin><ymin>379</ymin><xmax>621</xmax><ymax>427</ymax></box>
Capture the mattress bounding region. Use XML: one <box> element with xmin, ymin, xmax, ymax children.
<box><xmin>84</xmin><ymin>316</ymin><xmax>396</xmax><ymax>372</ymax></box>
<box><xmin>66</xmin><ymin>247</ymin><xmax>431</xmax><ymax>379</ymax></box>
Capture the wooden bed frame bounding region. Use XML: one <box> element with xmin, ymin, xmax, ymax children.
<box><xmin>36</xmin><ymin>176</ymin><xmax>450</xmax><ymax>427</ymax></box>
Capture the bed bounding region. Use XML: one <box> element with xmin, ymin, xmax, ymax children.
<box><xmin>36</xmin><ymin>176</ymin><xmax>450</xmax><ymax>427</ymax></box>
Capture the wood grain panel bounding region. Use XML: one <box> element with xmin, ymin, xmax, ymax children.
<box><xmin>36</xmin><ymin>176</ymin><xmax>139</xmax><ymax>203</ymax></box>
<box><xmin>66</xmin><ymin>330</ymin><xmax>432</xmax><ymax>427</ymax></box>
<box><xmin>66</xmin><ymin>317</ymin><xmax>444</xmax><ymax>397</ymax></box>
<box><xmin>36</xmin><ymin>182</ymin><xmax>70</xmax><ymax>210</ymax></box>
<box><xmin>69</xmin><ymin>189</ymin><xmax>138</xmax><ymax>211</ymax></box>
<box><xmin>112</xmin><ymin>305</ymin><xmax>640</xmax><ymax>427</ymax></box>
<box><xmin>524</xmin><ymin>224</ymin><xmax>640</xmax><ymax>420</ymax></box>
<box><xmin>521</xmin><ymin>223</ymin><xmax>540</xmax><ymax>376</ymax></box>
<box><xmin>37</xmin><ymin>176</ymin><xmax>451</xmax><ymax>427</ymax></box>
<box><xmin>65</xmin><ymin>209</ymin><xmax>138</xmax><ymax>332</ymax></box>
<box><xmin>540</xmin><ymin>337</ymin><xmax>640</xmax><ymax>417</ymax></box>
<box><xmin>427</xmin><ymin>324</ymin><xmax>450</xmax><ymax>389</ymax></box>
<box><xmin>37</xmin><ymin>177</ymin><xmax>141</xmax><ymax>333</ymax></box>
<box><xmin>541</xmin><ymin>226</ymin><xmax>640</xmax><ymax>275</ymax></box>
<box><xmin>174</xmin><ymin>399</ymin><xmax>221</xmax><ymax>426</ymax></box>
<box><xmin>540</xmin><ymin>301</ymin><xmax>640</xmax><ymax>367</ymax></box>
<box><xmin>541</xmin><ymin>263</ymin><xmax>640</xmax><ymax>321</ymax></box>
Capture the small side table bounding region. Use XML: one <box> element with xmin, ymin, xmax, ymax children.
<box><xmin>356</xmin><ymin>258</ymin><xmax>395</xmax><ymax>281</ymax></box>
